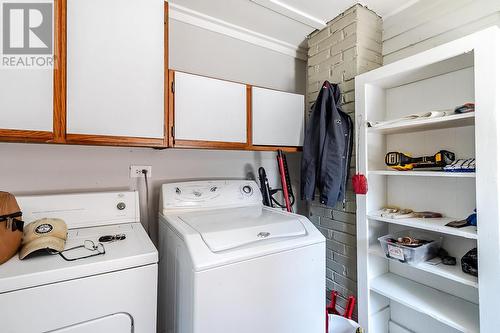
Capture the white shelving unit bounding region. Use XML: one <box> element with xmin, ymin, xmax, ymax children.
<box><xmin>370</xmin><ymin>274</ymin><xmax>479</xmax><ymax>332</ymax></box>
<box><xmin>368</xmin><ymin>170</ymin><xmax>476</xmax><ymax>178</ymax></box>
<box><xmin>367</xmin><ymin>112</ymin><xmax>475</xmax><ymax>135</ymax></box>
<box><xmin>356</xmin><ymin>27</ymin><xmax>500</xmax><ymax>333</ymax></box>
<box><xmin>368</xmin><ymin>246</ymin><xmax>478</xmax><ymax>288</ymax></box>
<box><xmin>367</xmin><ymin>213</ymin><xmax>477</xmax><ymax>239</ymax></box>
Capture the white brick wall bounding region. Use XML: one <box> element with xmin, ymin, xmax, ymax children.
<box><xmin>306</xmin><ymin>4</ymin><xmax>382</xmax><ymax>318</ymax></box>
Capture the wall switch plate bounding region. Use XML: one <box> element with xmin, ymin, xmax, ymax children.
<box><xmin>130</xmin><ymin>165</ymin><xmax>152</xmax><ymax>178</ymax></box>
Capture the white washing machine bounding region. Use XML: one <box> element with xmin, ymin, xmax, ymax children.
<box><xmin>0</xmin><ymin>191</ymin><xmax>158</xmax><ymax>333</ymax></box>
<box><xmin>158</xmin><ymin>180</ymin><xmax>326</xmax><ymax>333</ymax></box>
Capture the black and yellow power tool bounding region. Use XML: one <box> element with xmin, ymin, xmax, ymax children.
<box><xmin>385</xmin><ymin>150</ymin><xmax>455</xmax><ymax>171</ymax></box>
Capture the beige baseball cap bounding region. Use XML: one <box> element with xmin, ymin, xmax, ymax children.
<box><xmin>19</xmin><ymin>218</ymin><xmax>68</xmax><ymax>259</ymax></box>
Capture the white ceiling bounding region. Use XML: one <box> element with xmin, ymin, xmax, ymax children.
<box><xmin>279</xmin><ymin>0</ymin><xmax>417</xmax><ymax>23</ymax></box>
<box><xmin>169</xmin><ymin>0</ymin><xmax>417</xmax><ymax>55</ymax></box>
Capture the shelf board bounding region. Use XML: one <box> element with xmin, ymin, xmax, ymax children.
<box><xmin>369</xmin><ymin>245</ymin><xmax>478</xmax><ymax>288</ymax></box>
<box><xmin>367</xmin><ymin>113</ymin><xmax>475</xmax><ymax>134</ymax></box>
<box><xmin>368</xmin><ymin>170</ymin><xmax>476</xmax><ymax>178</ymax></box>
<box><xmin>389</xmin><ymin>321</ymin><xmax>412</xmax><ymax>333</ymax></box>
<box><xmin>370</xmin><ymin>273</ymin><xmax>479</xmax><ymax>333</ymax></box>
<box><xmin>367</xmin><ymin>212</ymin><xmax>478</xmax><ymax>239</ymax></box>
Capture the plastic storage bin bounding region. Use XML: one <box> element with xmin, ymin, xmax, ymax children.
<box><xmin>327</xmin><ymin>314</ymin><xmax>360</xmax><ymax>333</ymax></box>
<box><xmin>378</xmin><ymin>230</ymin><xmax>442</xmax><ymax>265</ymax></box>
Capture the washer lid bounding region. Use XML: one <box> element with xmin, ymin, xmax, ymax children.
<box><xmin>178</xmin><ymin>206</ymin><xmax>307</xmax><ymax>252</ymax></box>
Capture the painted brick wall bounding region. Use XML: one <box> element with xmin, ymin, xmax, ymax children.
<box><xmin>306</xmin><ymin>4</ymin><xmax>382</xmax><ymax>317</ymax></box>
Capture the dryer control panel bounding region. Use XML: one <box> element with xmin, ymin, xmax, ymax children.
<box><xmin>17</xmin><ymin>191</ymin><xmax>140</xmax><ymax>229</ymax></box>
<box><xmin>161</xmin><ymin>180</ymin><xmax>263</xmax><ymax>212</ymax></box>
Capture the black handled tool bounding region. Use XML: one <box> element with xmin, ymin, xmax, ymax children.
<box><xmin>258</xmin><ymin>167</ymin><xmax>273</xmax><ymax>207</ymax></box>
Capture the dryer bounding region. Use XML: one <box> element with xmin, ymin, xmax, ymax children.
<box><xmin>0</xmin><ymin>191</ymin><xmax>158</xmax><ymax>333</ymax></box>
<box><xmin>158</xmin><ymin>180</ymin><xmax>326</xmax><ymax>333</ymax></box>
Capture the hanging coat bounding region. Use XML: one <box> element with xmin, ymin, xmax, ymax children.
<box><xmin>301</xmin><ymin>81</ymin><xmax>353</xmax><ymax>207</ymax></box>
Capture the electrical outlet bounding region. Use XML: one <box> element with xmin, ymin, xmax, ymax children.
<box><xmin>130</xmin><ymin>165</ymin><xmax>152</xmax><ymax>178</ymax></box>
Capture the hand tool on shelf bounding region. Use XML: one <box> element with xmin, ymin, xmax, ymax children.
<box><xmin>385</xmin><ymin>150</ymin><xmax>455</xmax><ymax>170</ymax></box>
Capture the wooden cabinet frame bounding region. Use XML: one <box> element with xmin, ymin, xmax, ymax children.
<box><xmin>245</xmin><ymin>83</ymin><xmax>302</xmax><ymax>153</ymax></box>
<box><xmin>167</xmin><ymin>70</ymin><xmax>301</xmax><ymax>152</ymax></box>
<box><xmin>0</xmin><ymin>128</ymin><xmax>54</xmax><ymax>144</ymax></box>
<box><xmin>0</xmin><ymin>0</ymin><xmax>170</xmax><ymax>148</ymax></box>
<box><xmin>53</xmin><ymin>0</ymin><xmax>67</xmax><ymax>144</ymax></box>
<box><xmin>0</xmin><ymin>0</ymin><xmax>66</xmax><ymax>144</ymax></box>
<box><xmin>64</xmin><ymin>1</ymin><xmax>169</xmax><ymax>148</ymax></box>
<box><xmin>0</xmin><ymin>1</ymin><xmax>301</xmax><ymax>152</ymax></box>
<box><xmin>167</xmin><ymin>70</ymin><xmax>248</xmax><ymax>150</ymax></box>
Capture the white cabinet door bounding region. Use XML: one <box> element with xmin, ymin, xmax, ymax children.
<box><xmin>252</xmin><ymin>87</ymin><xmax>304</xmax><ymax>147</ymax></box>
<box><xmin>174</xmin><ymin>72</ymin><xmax>247</xmax><ymax>143</ymax></box>
<box><xmin>66</xmin><ymin>0</ymin><xmax>164</xmax><ymax>138</ymax></box>
<box><xmin>0</xmin><ymin>69</ymin><xmax>53</xmax><ymax>131</ymax></box>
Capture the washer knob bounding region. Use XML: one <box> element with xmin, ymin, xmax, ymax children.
<box><xmin>257</xmin><ymin>232</ymin><xmax>270</xmax><ymax>238</ymax></box>
<box><xmin>242</xmin><ymin>185</ymin><xmax>253</xmax><ymax>195</ymax></box>
<box><xmin>117</xmin><ymin>202</ymin><xmax>126</xmax><ymax>210</ymax></box>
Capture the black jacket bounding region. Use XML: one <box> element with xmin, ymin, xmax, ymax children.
<box><xmin>301</xmin><ymin>81</ymin><xmax>353</xmax><ymax>207</ymax></box>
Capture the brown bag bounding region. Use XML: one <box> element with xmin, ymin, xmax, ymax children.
<box><xmin>0</xmin><ymin>192</ymin><xmax>24</xmax><ymax>264</ymax></box>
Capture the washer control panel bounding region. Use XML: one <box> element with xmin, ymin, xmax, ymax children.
<box><xmin>241</xmin><ymin>185</ymin><xmax>253</xmax><ymax>195</ymax></box>
<box><xmin>162</xmin><ymin>180</ymin><xmax>262</xmax><ymax>210</ymax></box>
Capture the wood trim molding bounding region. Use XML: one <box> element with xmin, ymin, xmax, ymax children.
<box><xmin>250</xmin><ymin>145</ymin><xmax>301</xmax><ymax>152</ymax></box>
<box><xmin>53</xmin><ymin>0</ymin><xmax>67</xmax><ymax>143</ymax></box>
<box><xmin>0</xmin><ymin>130</ymin><xmax>53</xmax><ymax>143</ymax></box>
<box><xmin>246</xmin><ymin>85</ymin><xmax>252</xmax><ymax>147</ymax></box>
<box><xmin>174</xmin><ymin>139</ymin><xmax>249</xmax><ymax>150</ymax></box>
<box><xmin>174</xmin><ymin>139</ymin><xmax>301</xmax><ymax>152</ymax></box>
<box><xmin>66</xmin><ymin>134</ymin><xmax>165</xmax><ymax>148</ymax></box>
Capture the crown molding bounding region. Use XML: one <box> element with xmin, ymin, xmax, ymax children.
<box><xmin>168</xmin><ymin>2</ymin><xmax>307</xmax><ymax>60</ymax></box>
<box><xmin>250</xmin><ymin>0</ymin><xmax>326</xmax><ymax>30</ymax></box>
<box><xmin>381</xmin><ymin>0</ymin><xmax>421</xmax><ymax>20</ymax></box>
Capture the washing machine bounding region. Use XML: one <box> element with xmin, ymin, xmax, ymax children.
<box><xmin>0</xmin><ymin>191</ymin><xmax>158</xmax><ymax>332</ymax></box>
<box><xmin>158</xmin><ymin>180</ymin><xmax>326</xmax><ymax>333</ymax></box>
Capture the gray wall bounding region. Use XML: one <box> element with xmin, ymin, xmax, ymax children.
<box><xmin>170</xmin><ymin>20</ymin><xmax>306</xmax><ymax>94</ymax></box>
<box><xmin>306</xmin><ymin>5</ymin><xmax>382</xmax><ymax>317</ymax></box>
<box><xmin>1</xmin><ymin>18</ymin><xmax>307</xmax><ymax>241</ymax></box>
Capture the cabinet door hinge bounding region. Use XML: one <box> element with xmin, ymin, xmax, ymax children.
<box><xmin>171</xmin><ymin>81</ymin><xmax>175</xmax><ymax>93</ymax></box>
<box><xmin>171</xmin><ymin>126</ymin><xmax>175</xmax><ymax>138</ymax></box>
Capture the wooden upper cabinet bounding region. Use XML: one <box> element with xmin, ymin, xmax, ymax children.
<box><xmin>0</xmin><ymin>0</ymin><xmax>305</xmax><ymax>151</ymax></box>
<box><xmin>0</xmin><ymin>69</ymin><xmax>54</xmax><ymax>141</ymax></box>
<box><xmin>172</xmin><ymin>72</ymin><xmax>248</xmax><ymax>149</ymax></box>
<box><xmin>0</xmin><ymin>1</ymin><xmax>60</xmax><ymax>143</ymax></box>
<box><xmin>251</xmin><ymin>87</ymin><xmax>305</xmax><ymax>147</ymax></box>
<box><xmin>65</xmin><ymin>0</ymin><xmax>165</xmax><ymax>147</ymax></box>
